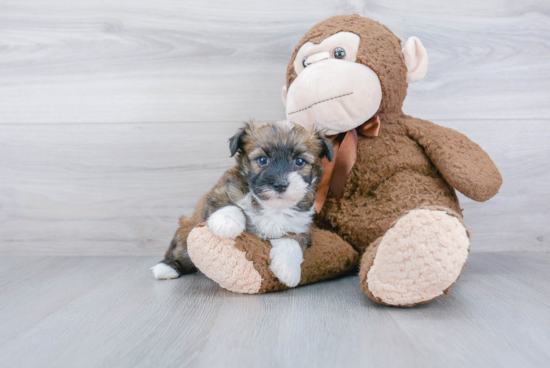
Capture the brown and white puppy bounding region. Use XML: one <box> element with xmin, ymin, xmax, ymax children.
<box><xmin>152</xmin><ymin>120</ymin><xmax>333</xmax><ymax>287</ymax></box>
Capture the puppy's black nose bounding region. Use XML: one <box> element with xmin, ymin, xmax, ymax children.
<box><xmin>273</xmin><ymin>180</ymin><xmax>289</xmax><ymax>193</ymax></box>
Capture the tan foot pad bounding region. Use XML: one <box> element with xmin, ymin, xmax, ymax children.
<box><xmin>187</xmin><ymin>226</ymin><xmax>262</xmax><ymax>294</ymax></box>
<box><xmin>366</xmin><ymin>209</ymin><xmax>469</xmax><ymax>306</ymax></box>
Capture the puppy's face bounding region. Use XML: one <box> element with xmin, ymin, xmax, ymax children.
<box><xmin>229</xmin><ymin>120</ymin><xmax>333</xmax><ymax>209</ymax></box>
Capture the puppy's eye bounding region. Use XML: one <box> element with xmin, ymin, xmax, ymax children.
<box><xmin>257</xmin><ymin>156</ymin><xmax>270</xmax><ymax>167</ymax></box>
<box><xmin>302</xmin><ymin>57</ymin><xmax>308</xmax><ymax>68</ymax></box>
<box><xmin>294</xmin><ymin>157</ymin><xmax>306</xmax><ymax>168</ymax></box>
<box><xmin>333</xmin><ymin>47</ymin><xmax>346</xmax><ymax>59</ymax></box>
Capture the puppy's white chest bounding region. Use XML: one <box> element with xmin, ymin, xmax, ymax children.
<box><xmin>237</xmin><ymin>194</ymin><xmax>314</xmax><ymax>240</ymax></box>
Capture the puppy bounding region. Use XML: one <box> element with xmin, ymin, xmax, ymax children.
<box><xmin>152</xmin><ymin>120</ymin><xmax>333</xmax><ymax>287</ymax></box>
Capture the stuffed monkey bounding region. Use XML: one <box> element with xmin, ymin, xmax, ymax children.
<box><xmin>174</xmin><ymin>15</ymin><xmax>502</xmax><ymax>307</ymax></box>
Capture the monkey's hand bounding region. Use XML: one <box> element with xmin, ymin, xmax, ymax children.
<box><xmin>406</xmin><ymin>118</ymin><xmax>503</xmax><ymax>202</ymax></box>
<box><xmin>268</xmin><ymin>238</ymin><xmax>304</xmax><ymax>287</ymax></box>
<box><xmin>207</xmin><ymin>205</ymin><xmax>246</xmax><ymax>239</ymax></box>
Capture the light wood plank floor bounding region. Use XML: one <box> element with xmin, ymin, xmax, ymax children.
<box><xmin>0</xmin><ymin>252</ymin><xmax>548</xmax><ymax>368</ymax></box>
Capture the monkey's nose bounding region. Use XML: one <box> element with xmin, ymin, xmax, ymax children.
<box><xmin>273</xmin><ymin>180</ymin><xmax>289</xmax><ymax>193</ymax></box>
<box><xmin>304</xmin><ymin>52</ymin><xmax>331</xmax><ymax>67</ymax></box>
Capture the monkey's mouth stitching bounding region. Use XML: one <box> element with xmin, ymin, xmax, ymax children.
<box><xmin>288</xmin><ymin>92</ymin><xmax>353</xmax><ymax>115</ymax></box>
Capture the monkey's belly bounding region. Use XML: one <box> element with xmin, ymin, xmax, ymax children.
<box><xmin>317</xmin><ymin>170</ymin><xmax>461</xmax><ymax>254</ymax></box>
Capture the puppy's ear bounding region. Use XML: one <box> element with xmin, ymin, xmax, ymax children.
<box><xmin>228</xmin><ymin>121</ymin><xmax>255</xmax><ymax>157</ymax></box>
<box><xmin>320</xmin><ymin>136</ymin><xmax>334</xmax><ymax>162</ymax></box>
<box><xmin>315</xmin><ymin>129</ymin><xmax>334</xmax><ymax>162</ymax></box>
<box><xmin>228</xmin><ymin>128</ymin><xmax>246</xmax><ymax>157</ymax></box>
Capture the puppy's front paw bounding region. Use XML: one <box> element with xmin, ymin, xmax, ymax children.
<box><xmin>269</xmin><ymin>238</ymin><xmax>304</xmax><ymax>287</ymax></box>
<box><xmin>207</xmin><ymin>205</ymin><xmax>246</xmax><ymax>239</ymax></box>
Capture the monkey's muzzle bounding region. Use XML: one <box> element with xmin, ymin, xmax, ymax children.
<box><xmin>285</xmin><ymin>59</ymin><xmax>382</xmax><ymax>135</ymax></box>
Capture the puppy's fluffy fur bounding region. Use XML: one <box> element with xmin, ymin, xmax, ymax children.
<box><xmin>152</xmin><ymin>120</ymin><xmax>333</xmax><ymax>287</ymax></box>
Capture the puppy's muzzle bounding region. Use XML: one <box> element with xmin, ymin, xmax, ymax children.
<box><xmin>272</xmin><ymin>180</ymin><xmax>289</xmax><ymax>193</ymax></box>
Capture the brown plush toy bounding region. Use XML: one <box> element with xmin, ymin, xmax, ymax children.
<box><xmin>162</xmin><ymin>15</ymin><xmax>503</xmax><ymax>307</ymax></box>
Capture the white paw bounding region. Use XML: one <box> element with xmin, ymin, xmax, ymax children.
<box><xmin>269</xmin><ymin>238</ymin><xmax>304</xmax><ymax>287</ymax></box>
<box><xmin>151</xmin><ymin>263</ymin><xmax>179</xmax><ymax>280</ymax></box>
<box><xmin>207</xmin><ymin>205</ymin><xmax>246</xmax><ymax>239</ymax></box>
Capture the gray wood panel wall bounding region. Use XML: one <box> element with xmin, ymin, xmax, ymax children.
<box><xmin>1</xmin><ymin>0</ymin><xmax>549</xmax><ymax>255</ymax></box>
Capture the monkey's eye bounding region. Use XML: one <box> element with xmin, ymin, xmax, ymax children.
<box><xmin>257</xmin><ymin>156</ymin><xmax>270</xmax><ymax>167</ymax></box>
<box><xmin>333</xmin><ymin>47</ymin><xmax>346</xmax><ymax>59</ymax></box>
<box><xmin>302</xmin><ymin>57</ymin><xmax>308</xmax><ymax>68</ymax></box>
<box><xmin>294</xmin><ymin>157</ymin><xmax>306</xmax><ymax>168</ymax></box>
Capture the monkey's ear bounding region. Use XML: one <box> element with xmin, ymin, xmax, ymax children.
<box><xmin>281</xmin><ymin>85</ymin><xmax>288</xmax><ymax>108</ymax></box>
<box><xmin>315</xmin><ymin>130</ymin><xmax>334</xmax><ymax>162</ymax></box>
<box><xmin>402</xmin><ymin>36</ymin><xmax>428</xmax><ymax>83</ymax></box>
<box><xmin>228</xmin><ymin>122</ymin><xmax>254</xmax><ymax>157</ymax></box>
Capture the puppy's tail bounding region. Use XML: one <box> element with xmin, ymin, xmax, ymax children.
<box><xmin>156</xmin><ymin>216</ymin><xmax>199</xmax><ymax>277</ymax></box>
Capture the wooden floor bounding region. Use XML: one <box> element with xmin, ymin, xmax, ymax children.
<box><xmin>0</xmin><ymin>252</ymin><xmax>548</xmax><ymax>368</ymax></box>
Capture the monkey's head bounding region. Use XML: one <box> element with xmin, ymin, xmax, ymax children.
<box><xmin>282</xmin><ymin>15</ymin><xmax>428</xmax><ymax>135</ymax></box>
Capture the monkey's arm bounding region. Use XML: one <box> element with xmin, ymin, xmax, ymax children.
<box><xmin>405</xmin><ymin>117</ymin><xmax>502</xmax><ymax>202</ymax></box>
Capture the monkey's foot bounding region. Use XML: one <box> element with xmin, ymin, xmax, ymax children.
<box><xmin>360</xmin><ymin>208</ymin><xmax>470</xmax><ymax>307</ymax></box>
<box><xmin>187</xmin><ymin>224</ymin><xmax>359</xmax><ymax>294</ymax></box>
<box><xmin>187</xmin><ymin>225</ymin><xmax>262</xmax><ymax>294</ymax></box>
